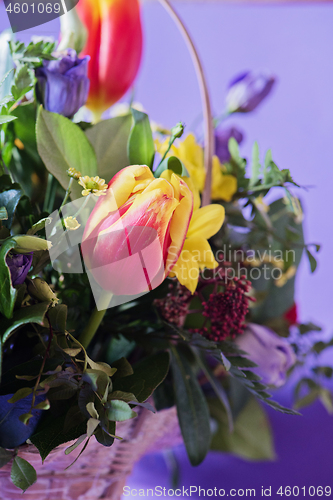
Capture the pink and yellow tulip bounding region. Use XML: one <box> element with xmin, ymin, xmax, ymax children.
<box><xmin>77</xmin><ymin>0</ymin><xmax>143</xmax><ymax>117</ymax></box>
<box><xmin>81</xmin><ymin>165</ymin><xmax>193</xmax><ymax>296</ymax></box>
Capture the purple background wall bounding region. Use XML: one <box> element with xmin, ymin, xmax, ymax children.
<box><xmin>1</xmin><ymin>2</ymin><xmax>333</xmax><ymax>496</ymax></box>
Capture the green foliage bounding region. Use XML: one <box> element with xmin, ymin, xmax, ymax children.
<box><xmin>10</xmin><ymin>457</ymin><xmax>37</xmax><ymax>492</ymax></box>
<box><xmin>209</xmin><ymin>396</ymin><xmax>275</xmax><ymax>460</ymax></box>
<box><xmin>10</xmin><ymin>40</ymin><xmax>56</xmax><ymax>67</ymax></box>
<box><xmin>127</xmin><ymin>108</ymin><xmax>155</xmax><ymax>169</ymax></box>
<box><xmin>107</xmin><ymin>400</ymin><xmax>137</xmax><ymax>421</ymax></box>
<box><xmin>171</xmin><ymin>345</ymin><xmax>211</xmax><ymax>466</ymax></box>
<box><xmin>113</xmin><ymin>352</ymin><xmax>170</xmax><ymax>403</ymax></box>
<box><xmin>154</xmin><ymin>156</ymin><xmax>189</xmax><ymax>178</ymax></box>
<box><xmin>0</xmin><ymin>447</ymin><xmax>14</xmax><ymax>468</ymax></box>
<box><xmin>85</xmin><ymin>114</ymin><xmax>132</xmax><ymax>182</ymax></box>
<box><xmin>36</xmin><ymin>107</ymin><xmax>98</xmax><ymax>199</ymax></box>
<box><xmin>0</xmin><ymin>238</ymin><xmax>18</xmax><ymax>319</ymax></box>
<box><xmin>0</xmin><ymin>185</ymin><xmax>22</xmax><ymax>229</ymax></box>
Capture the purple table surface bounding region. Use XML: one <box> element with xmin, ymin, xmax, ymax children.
<box><xmin>1</xmin><ymin>2</ymin><xmax>333</xmax><ymax>497</ymax></box>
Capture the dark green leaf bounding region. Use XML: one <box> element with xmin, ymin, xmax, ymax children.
<box><xmin>0</xmin><ymin>447</ymin><xmax>14</xmax><ymax>468</ymax></box>
<box><xmin>0</xmin><ymin>239</ymin><xmax>18</xmax><ymax>319</ymax></box>
<box><xmin>36</xmin><ymin>107</ymin><xmax>98</xmax><ymax>199</ymax></box>
<box><xmin>95</xmin><ymin>426</ymin><xmax>114</xmax><ymax>447</ymax></box>
<box><xmin>85</xmin><ymin>115</ymin><xmax>132</xmax><ymax>182</ymax></box>
<box><xmin>306</xmin><ymin>248</ymin><xmax>317</xmax><ymax>273</ymax></box>
<box><xmin>127</xmin><ymin>108</ymin><xmax>155</xmax><ymax>169</ymax></box>
<box><xmin>30</xmin><ymin>410</ymin><xmax>87</xmax><ymax>461</ymax></box>
<box><xmin>113</xmin><ymin>352</ymin><xmax>170</xmax><ymax>403</ymax></box>
<box><xmin>45</xmin><ymin>304</ymin><xmax>67</xmax><ymax>332</ymax></box>
<box><xmin>0</xmin><ymin>301</ymin><xmax>50</xmax><ymax>343</ymax></box>
<box><xmin>0</xmin><ymin>207</ymin><xmax>8</xmax><ymax>220</ymax></box>
<box><xmin>11</xmin><ymin>457</ymin><xmax>37</xmax><ymax>492</ymax></box>
<box><xmin>0</xmin><ymin>188</ymin><xmax>23</xmax><ymax>229</ymax></box>
<box><xmin>112</xmin><ymin>357</ymin><xmax>134</xmax><ymax>378</ymax></box>
<box><xmin>171</xmin><ymin>346</ymin><xmax>211</xmax><ymax>466</ymax></box>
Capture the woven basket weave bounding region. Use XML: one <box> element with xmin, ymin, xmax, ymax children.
<box><xmin>0</xmin><ymin>405</ymin><xmax>182</xmax><ymax>500</ymax></box>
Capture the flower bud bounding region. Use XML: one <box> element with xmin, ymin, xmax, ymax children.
<box><xmin>6</xmin><ymin>253</ymin><xmax>33</xmax><ymax>286</ymax></box>
<box><xmin>12</xmin><ymin>235</ymin><xmax>51</xmax><ymax>253</ymax></box>
<box><xmin>226</xmin><ymin>71</ymin><xmax>276</xmax><ymax>114</ymax></box>
<box><xmin>235</xmin><ymin>323</ymin><xmax>296</xmax><ymax>388</ymax></box>
<box><xmin>27</xmin><ymin>277</ymin><xmax>59</xmax><ymax>305</ymax></box>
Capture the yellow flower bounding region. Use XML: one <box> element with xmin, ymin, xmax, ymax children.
<box><xmin>169</xmin><ymin>201</ymin><xmax>225</xmax><ymax>293</ymax></box>
<box><xmin>156</xmin><ymin>133</ymin><xmax>237</xmax><ymax>203</ymax></box>
<box><xmin>67</xmin><ymin>167</ymin><xmax>82</xmax><ymax>180</ymax></box>
<box><xmin>78</xmin><ymin>176</ymin><xmax>108</xmax><ymax>196</ymax></box>
<box><xmin>64</xmin><ymin>216</ymin><xmax>81</xmax><ymax>231</ymax></box>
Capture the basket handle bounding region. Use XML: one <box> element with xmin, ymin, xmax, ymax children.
<box><xmin>158</xmin><ymin>0</ymin><xmax>214</xmax><ymax>207</ymax></box>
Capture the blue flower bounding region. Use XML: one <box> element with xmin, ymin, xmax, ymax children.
<box><xmin>226</xmin><ymin>71</ymin><xmax>276</xmax><ymax>113</ymax></box>
<box><xmin>0</xmin><ymin>393</ymin><xmax>45</xmax><ymax>449</ymax></box>
<box><xmin>36</xmin><ymin>49</ymin><xmax>90</xmax><ymax>118</ymax></box>
<box><xmin>6</xmin><ymin>252</ymin><xmax>33</xmax><ymax>286</ymax></box>
<box><xmin>215</xmin><ymin>126</ymin><xmax>244</xmax><ymax>163</ymax></box>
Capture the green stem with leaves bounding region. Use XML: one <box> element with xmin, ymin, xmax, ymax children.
<box><xmin>78</xmin><ymin>293</ymin><xmax>113</xmax><ymax>349</ymax></box>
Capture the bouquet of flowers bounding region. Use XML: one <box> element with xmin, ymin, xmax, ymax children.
<box><xmin>0</xmin><ymin>0</ymin><xmax>330</xmax><ymax>495</ymax></box>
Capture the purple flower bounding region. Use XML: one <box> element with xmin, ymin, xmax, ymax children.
<box><xmin>215</xmin><ymin>126</ymin><xmax>244</xmax><ymax>164</ymax></box>
<box><xmin>6</xmin><ymin>252</ymin><xmax>33</xmax><ymax>285</ymax></box>
<box><xmin>36</xmin><ymin>49</ymin><xmax>90</xmax><ymax>118</ymax></box>
<box><xmin>226</xmin><ymin>71</ymin><xmax>276</xmax><ymax>113</ymax></box>
<box><xmin>234</xmin><ymin>323</ymin><xmax>296</xmax><ymax>388</ymax></box>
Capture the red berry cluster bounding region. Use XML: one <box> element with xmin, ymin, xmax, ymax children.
<box><xmin>197</xmin><ymin>276</ymin><xmax>253</xmax><ymax>342</ymax></box>
<box><xmin>154</xmin><ymin>282</ymin><xmax>192</xmax><ymax>328</ymax></box>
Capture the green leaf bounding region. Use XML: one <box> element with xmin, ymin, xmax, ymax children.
<box><xmin>0</xmin><ymin>115</ymin><xmax>17</xmax><ymax>125</ymax></box>
<box><xmin>7</xmin><ymin>387</ymin><xmax>32</xmax><ymax>403</ymax></box>
<box><xmin>11</xmin><ymin>65</ymin><xmax>34</xmax><ymax>101</ymax></box>
<box><xmin>0</xmin><ymin>447</ymin><xmax>14</xmax><ymax>468</ymax></box>
<box><xmin>154</xmin><ymin>156</ymin><xmax>189</xmax><ymax>178</ymax></box>
<box><xmin>30</xmin><ymin>409</ymin><xmax>87</xmax><ymax>461</ymax></box>
<box><xmin>45</xmin><ymin>304</ymin><xmax>67</xmax><ymax>333</ymax></box>
<box><xmin>0</xmin><ymin>188</ymin><xmax>23</xmax><ymax>229</ymax></box>
<box><xmin>306</xmin><ymin>248</ymin><xmax>317</xmax><ymax>273</ymax></box>
<box><xmin>0</xmin><ymin>301</ymin><xmax>50</xmax><ymax>343</ymax></box>
<box><xmin>10</xmin><ymin>457</ymin><xmax>37</xmax><ymax>492</ymax></box>
<box><xmin>36</xmin><ymin>107</ymin><xmax>98</xmax><ymax>199</ymax></box>
<box><xmin>250</xmin><ymin>141</ymin><xmax>260</xmax><ymax>187</ymax></box>
<box><xmin>113</xmin><ymin>352</ymin><xmax>170</xmax><ymax>403</ymax></box>
<box><xmin>0</xmin><ymin>239</ymin><xmax>18</xmax><ymax>319</ymax></box>
<box><xmin>107</xmin><ymin>400</ymin><xmax>137</xmax><ymax>422</ymax></box>
<box><xmin>95</xmin><ymin>426</ymin><xmax>114</xmax><ymax>447</ymax></box>
<box><xmin>171</xmin><ymin>346</ymin><xmax>211</xmax><ymax>466</ymax></box>
<box><xmin>209</xmin><ymin>396</ymin><xmax>275</xmax><ymax>461</ymax></box>
<box><xmin>85</xmin><ymin>114</ymin><xmax>132</xmax><ymax>182</ymax></box>
<box><xmin>127</xmin><ymin>108</ymin><xmax>155</xmax><ymax>169</ymax></box>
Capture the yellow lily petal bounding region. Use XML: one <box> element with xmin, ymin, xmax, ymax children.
<box><xmin>170</xmin><ymin>242</ymin><xmax>200</xmax><ymax>294</ymax></box>
<box><xmin>211</xmin><ymin>156</ymin><xmax>237</xmax><ymax>202</ymax></box>
<box><xmin>185</xmin><ymin>235</ymin><xmax>218</xmax><ymax>270</ymax></box>
<box><xmin>187</xmin><ymin>204</ymin><xmax>225</xmax><ymax>240</ymax></box>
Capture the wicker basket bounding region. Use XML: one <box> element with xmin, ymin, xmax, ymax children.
<box><xmin>0</xmin><ymin>405</ymin><xmax>182</xmax><ymax>500</ymax></box>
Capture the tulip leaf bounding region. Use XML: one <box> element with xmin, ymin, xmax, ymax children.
<box><xmin>0</xmin><ymin>238</ymin><xmax>18</xmax><ymax>320</ymax></box>
<box><xmin>171</xmin><ymin>346</ymin><xmax>211</xmax><ymax>466</ymax></box>
<box><xmin>10</xmin><ymin>457</ymin><xmax>37</xmax><ymax>492</ymax></box>
<box><xmin>85</xmin><ymin>114</ymin><xmax>132</xmax><ymax>183</ymax></box>
<box><xmin>127</xmin><ymin>108</ymin><xmax>155</xmax><ymax>169</ymax></box>
<box><xmin>36</xmin><ymin>107</ymin><xmax>98</xmax><ymax>199</ymax></box>
<box><xmin>154</xmin><ymin>155</ymin><xmax>189</xmax><ymax>178</ymax></box>
<box><xmin>208</xmin><ymin>396</ymin><xmax>275</xmax><ymax>460</ymax></box>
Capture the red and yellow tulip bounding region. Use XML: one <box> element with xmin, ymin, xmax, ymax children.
<box><xmin>76</xmin><ymin>0</ymin><xmax>143</xmax><ymax>117</ymax></box>
<box><xmin>81</xmin><ymin>165</ymin><xmax>193</xmax><ymax>296</ymax></box>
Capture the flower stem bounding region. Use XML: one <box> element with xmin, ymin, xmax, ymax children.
<box><xmin>78</xmin><ymin>293</ymin><xmax>113</xmax><ymax>349</ymax></box>
<box><xmin>78</xmin><ymin>307</ymin><xmax>107</xmax><ymax>350</ymax></box>
<box><xmin>59</xmin><ymin>177</ymin><xmax>73</xmax><ymax>215</ymax></box>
